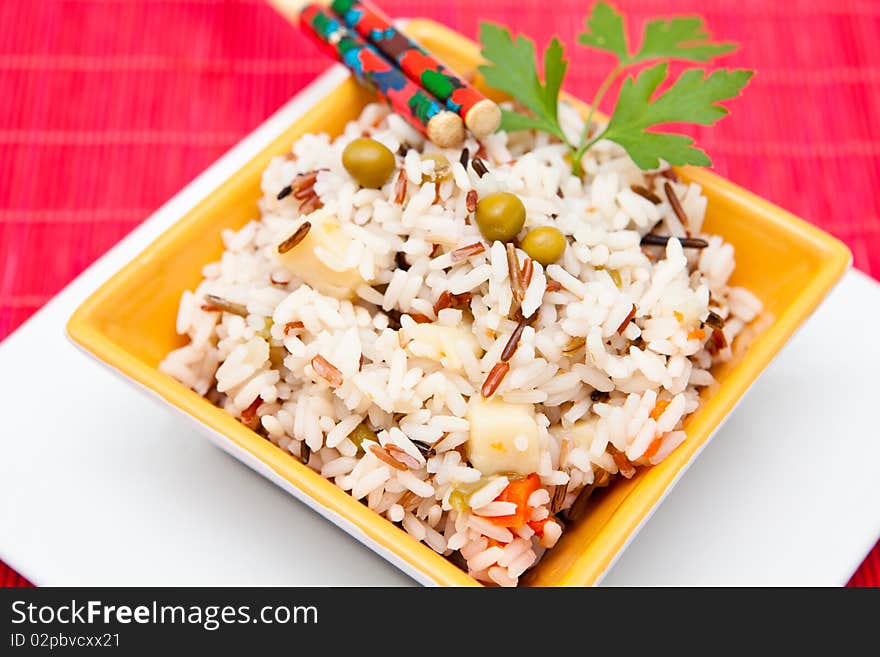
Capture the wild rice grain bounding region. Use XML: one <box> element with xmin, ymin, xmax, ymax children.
<box><xmin>452</xmin><ymin>291</ymin><xmax>472</xmax><ymax>310</ymax></box>
<box><xmin>481</xmin><ymin>361</ymin><xmax>510</xmax><ymax>398</ymax></box>
<box><xmin>707</xmin><ymin>328</ymin><xmax>728</xmax><ymax>354</ymax></box>
<box><xmin>300</xmin><ymin>441</ymin><xmax>312</xmax><ymax>465</ymax></box>
<box><xmin>459</xmin><ymin>147</ymin><xmax>469</xmax><ymax>169</ymax></box>
<box><xmin>413</xmin><ymin>441</ymin><xmax>434</xmax><ymax>459</ymax></box>
<box><xmin>664</xmin><ymin>181</ymin><xmax>690</xmax><ymax>230</ymax></box>
<box><xmin>500</xmin><ymin>320</ymin><xmax>528</xmax><ymax>362</ymax></box>
<box><xmin>299</xmin><ymin>193</ymin><xmax>322</xmax><ymax>215</ymax></box>
<box><xmin>610</xmin><ymin>447</ymin><xmax>636</xmax><ymax>479</ymax></box>
<box><xmin>294</xmin><ymin>185</ymin><xmax>316</xmax><ymax>200</ymax></box>
<box><xmin>472</xmin><ymin>157</ymin><xmax>489</xmax><ymax>178</ymax></box>
<box><xmin>640</xmin><ymin>234</ymin><xmax>708</xmax><ymax>249</ymax></box>
<box><xmin>277</xmin><ymin>222</ymin><xmax>312</xmax><ymax>254</ymax></box>
<box><xmin>616</xmin><ymin>304</ymin><xmax>636</xmax><ymax>334</ymax></box>
<box><xmin>369</xmin><ymin>444</ymin><xmax>408</xmax><ymax>471</ymax></box>
<box><xmin>631</xmin><ymin>185</ymin><xmax>662</xmax><ymax>204</ymax></box>
<box><xmin>394</xmin><ymin>169</ymin><xmax>408</xmax><ymax>205</ymax></box>
<box><xmin>311</xmin><ymin>355</ymin><xmax>343</xmax><ymax>387</ymax></box>
<box><xmin>397</xmin><ymin>490</ymin><xmax>420</xmax><ymax>511</ymax></box>
<box><xmin>521</xmin><ymin>257</ymin><xmax>534</xmax><ymax>288</ymax></box>
<box><xmin>433</xmin><ymin>290</ymin><xmax>472</xmax><ymax>315</ymax></box>
<box><xmin>506</xmin><ymin>243</ymin><xmax>525</xmax><ymax>305</ymax></box>
<box><xmin>276</xmin><ymin>185</ymin><xmax>293</xmax><ymax>201</ymax></box>
<box><xmin>432</xmin><ymin>290</ymin><xmax>452</xmax><ymax>315</ymax></box>
<box><xmin>385</xmin><ymin>444</ymin><xmax>421</xmax><ymax>470</ymax></box>
<box><xmin>201</xmin><ymin>294</ymin><xmax>248</xmax><ymax>317</ymax></box>
<box><xmin>466</xmin><ymin>189</ymin><xmax>478</xmax><ymax>213</ymax></box>
<box><xmin>451</xmin><ymin>241</ymin><xmax>485</xmax><ymax>263</ymax></box>
<box><xmin>705</xmin><ymin>310</ymin><xmax>726</xmax><ymax>330</ymax></box>
<box><xmin>292</xmin><ymin>169</ymin><xmax>320</xmax><ymax>191</ymax></box>
<box><xmin>407</xmin><ymin>312</ymin><xmax>433</xmax><ymax>324</ymax></box>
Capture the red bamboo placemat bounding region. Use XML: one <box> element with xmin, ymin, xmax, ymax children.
<box><xmin>1</xmin><ymin>0</ymin><xmax>878</xmax><ymax>587</ymax></box>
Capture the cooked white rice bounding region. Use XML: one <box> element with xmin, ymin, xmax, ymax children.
<box><xmin>160</xmin><ymin>101</ymin><xmax>762</xmax><ymax>586</ymax></box>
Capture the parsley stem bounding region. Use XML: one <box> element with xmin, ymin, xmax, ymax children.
<box><xmin>571</xmin><ymin>127</ymin><xmax>608</xmax><ymax>177</ymax></box>
<box><xmin>570</xmin><ymin>65</ymin><xmax>623</xmax><ymax>175</ymax></box>
<box><xmin>579</xmin><ymin>65</ymin><xmax>623</xmax><ymax>152</ymax></box>
<box><xmin>581</xmin><ymin>128</ymin><xmax>608</xmax><ymax>157</ymax></box>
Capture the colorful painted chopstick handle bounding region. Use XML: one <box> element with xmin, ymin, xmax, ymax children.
<box><xmin>329</xmin><ymin>0</ymin><xmax>501</xmax><ymax>138</ymax></box>
<box><xmin>300</xmin><ymin>4</ymin><xmax>464</xmax><ymax>147</ymax></box>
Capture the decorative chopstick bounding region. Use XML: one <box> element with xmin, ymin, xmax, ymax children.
<box><xmin>300</xmin><ymin>4</ymin><xmax>465</xmax><ymax>147</ymax></box>
<box><xmin>328</xmin><ymin>0</ymin><xmax>501</xmax><ymax>138</ymax></box>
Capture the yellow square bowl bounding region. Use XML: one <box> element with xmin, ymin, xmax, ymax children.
<box><xmin>67</xmin><ymin>20</ymin><xmax>851</xmax><ymax>587</ymax></box>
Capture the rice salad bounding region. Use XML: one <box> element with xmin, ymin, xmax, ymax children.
<box><xmin>160</xmin><ymin>101</ymin><xmax>762</xmax><ymax>587</ymax></box>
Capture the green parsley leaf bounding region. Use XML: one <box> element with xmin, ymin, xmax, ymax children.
<box><xmin>632</xmin><ymin>16</ymin><xmax>737</xmax><ymax>63</ymax></box>
<box><xmin>542</xmin><ymin>37</ymin><xmax>567</xmax><ymax>123</ymax></box>
<box><xmin>476</xmin><ymin>2</ymin><xmax>752</xmax><ymax>174</ymax></box>
<box><xmin>496</xmin><ymin>108</ymin><xmax>554</xmax><ymax>134</ymax></box>
<box><xmin>478</xmin><ymin>23</ymin><xmax>569</xmax><ymax>141</ymax></box>
<box><xmin>577</xmin><ymin>2</ymin><xmax>736</xmax><ymax>65</ymax></box>
<box><xmin>600</xmin><ymin>64</ymin><xmax>753</xmax><ymax>169</ymax></box>
<box><xmin>576</xmin><ymin>2</ymin><xmax>628</xmax><ymax>62</ymax></box>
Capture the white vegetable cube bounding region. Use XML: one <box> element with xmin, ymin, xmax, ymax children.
<box><xmin>561</xmin><ymin>419</ymin><xmax>598</xmax><ymax>451</ymax></box>
<box><xmin>273</xmin><ymin>210</ymin><xmax>365</xmax><ymax>299</ymax></box>
<box><xmin>467</xmin><ymin>398</ymin><xmax>541</xmax><ymax>476</ymax></box>
<box><xmin>405</xmin><ymin>323</ymin><xmax>482</xmax><ymax>373</ymax></box>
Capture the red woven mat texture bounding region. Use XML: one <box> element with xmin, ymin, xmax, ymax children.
<box><xmin>1</xmin><ymin>0</ymin><xmax>877</xmax><ymax>587</ymax></box>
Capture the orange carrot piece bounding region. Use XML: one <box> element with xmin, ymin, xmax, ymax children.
<box><xmin>528</xmin><ymin>518</ymin><xmax>549</xmax><ymax>537</ymax></box>
<box><xmin>688</xmin><ymin>327</ymin><xmax>706</xmax><ymax>340</ymax></box>
<box><xmin>643</xmin><ymin>436</ymin><xmax>665</xmax><ymax>460</ymax></box>
<box><xmin>644</xmin><ymin>402</ymin><xmax>671</xmax><ymax>460</ymax></box>
<box><xmin>488</xmin><ymin>473</ymin><xmax>541</xmax><ymax>529</ymax></box>
<box><xmin>240</xmin><ymin>397</ymin><xmax>262</xmax><ymax>423</ymax></box>
<box><xmin>650</xmin><ymin>399</ymin><xmax>671</xmax><ymax>421</ymax></box>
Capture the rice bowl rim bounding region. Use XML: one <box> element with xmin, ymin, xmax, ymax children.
<box><xmin>66</xmin><ymin>20</ymin><xmax>852</xmax><ymax>587</ymax></box>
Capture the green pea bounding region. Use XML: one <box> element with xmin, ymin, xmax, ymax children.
<box><xmin>474</xmin><ymin>192</ymin><xmax>526</xmax><ymax>243</ymax></box>
<box><xmin>448</xmin><ymin>477</ymin><xmax>496</xmax><ymax>513</ymax></box>
<box><xmin>347</xmin><ymin>422</ymin><xmax>376</xmax><ymax>454</ymax></box>
<box><xmin>520</xmin><ymin>226</ymin><xmax>566</xmax><ymax>266</ymax></box>
<box><xmin>342</xmin><ymin>138</ymin><xmax>396</xmax><ymax>189</ymax></box>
